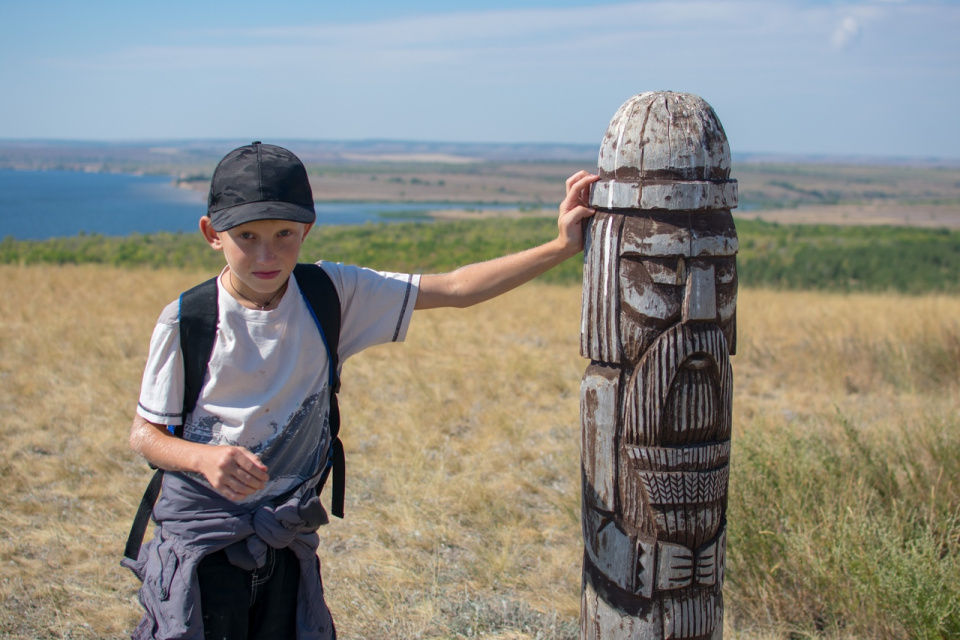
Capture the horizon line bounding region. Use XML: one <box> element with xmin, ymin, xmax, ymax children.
<box><xmin>1</xmin><ymin>138</ymin><xmax>958</xmax><ymax>167</ymax></box>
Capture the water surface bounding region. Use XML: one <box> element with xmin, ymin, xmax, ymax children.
<box><xmin>0</xmin><ymin>170</ymin><xmax>499</xmax><ymax>240</ymax></box>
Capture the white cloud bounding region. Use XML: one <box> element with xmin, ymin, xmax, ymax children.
<box><xmin>831</xmin><ymin>16</ymin><xmax>863</xmax><ymax>50</ymax></box>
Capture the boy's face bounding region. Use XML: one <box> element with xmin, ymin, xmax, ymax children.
<box><xmin>201</xmin><ymin>217</ymin><xmax>312</xmax><ymax>297</ymax></box>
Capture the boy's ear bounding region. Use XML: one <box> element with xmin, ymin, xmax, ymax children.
<box><xmin>301</xmin><ymin>222</ymin><xmax>314</xmax><ymax>243</ymax></box>
<box><xmin>199</xmin><ymin>216</ymin><xmax>223</xmax><ymax>250</ymax></box>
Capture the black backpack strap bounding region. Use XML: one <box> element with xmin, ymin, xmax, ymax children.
<box><xmin>293</xmin><ymin>264</ymin><xmax>346</xmax><ymax>518</ymax></box>
<box><xmin>179</xmin><ymin>277</ymin><xmax>220</xmax><ymax>425</ymax></box>
<box><xmin>124</xmin><ymin>277</ymin><xmax>220</xmax><ymax>561</ymax></box>
<box><xmin>123</xmin><ymin>468</ymin><xmax>164</xmax><ymax>560</ymax></box>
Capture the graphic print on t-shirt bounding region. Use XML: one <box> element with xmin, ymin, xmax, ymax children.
<box><xmin>183</xmin><ymin>386</ymin><xmax>332</xmax><ymax>505</ymax></box>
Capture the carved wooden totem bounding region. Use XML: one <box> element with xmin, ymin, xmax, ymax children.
<box><xmin>579</xmin><ymin>91</ymin><xmax>738</xmax><ymax>640</ymax></box>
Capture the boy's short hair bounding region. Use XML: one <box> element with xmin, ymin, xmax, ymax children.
<box><xmin>207</xmin><ymin>141</ymin><xmax>316</xmax><ymax>232</ymax></box>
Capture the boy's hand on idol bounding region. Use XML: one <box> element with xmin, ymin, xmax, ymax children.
<box><xmin>199</xmin><ymin>446</ymin><xmax>270</xmax><ymax>501</ymax></box>
<box><xmin>556</xmin><ymin>171</ymin><xmax>600</xmax><ymax>255</ymax></box>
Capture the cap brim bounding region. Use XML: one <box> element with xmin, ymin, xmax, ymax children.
<box><xmin>209</xmin><ymin>201</ymin><xmax>316</xmax><ymax>232</ymax></box>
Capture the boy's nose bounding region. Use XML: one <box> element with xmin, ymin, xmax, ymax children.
<box><xmin>682</xmin><ymin>264</ymin><xmax>717</xmax><ymax>324</ymax></box>
<box><xmin>258</xmin><ymin>243</ymin><xmax>278</xmax><ymax>262</ymax></box>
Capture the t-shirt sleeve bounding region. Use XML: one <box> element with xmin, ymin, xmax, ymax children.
<box><xmin>319</xmin><ymin>262</ymin><xmax>420</xmax><ymax>361</ymax></box>
<box><xmin>136</xmin><ymin>300</ymin><xmax>186</xmax><ymax>426</ymax></box>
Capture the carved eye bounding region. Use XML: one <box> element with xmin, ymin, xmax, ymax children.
<box><xmin>642</xmin><ymin>257</ymin><xmax>684</xmax><ymax>285</ymax></box>
<box><xmin>715</xmin><ymin>257</ymin><xmax>737</xmax><ymax>285</ymax></box>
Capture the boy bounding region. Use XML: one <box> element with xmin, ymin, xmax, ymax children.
<box><xmin>125</xmin><ymin>141</ymin><xmax>598</xmax><ymax>640</ymax></box>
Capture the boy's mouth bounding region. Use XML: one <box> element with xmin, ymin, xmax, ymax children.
<box><xmin>252</xmin><ymin>270</ymin><xmax>282</xmax><ymax>280</ymax></box>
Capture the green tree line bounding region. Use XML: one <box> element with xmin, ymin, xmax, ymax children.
<box><xmin>3</xmin><ymin>217</ymin><xmax>959</xmax><ymax>293</ymax></box>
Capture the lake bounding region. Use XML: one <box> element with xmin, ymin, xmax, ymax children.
<box><xmin>0</xmin><ymin>170</ymin><xmax>503</xmax><ymax>240</ymax></box>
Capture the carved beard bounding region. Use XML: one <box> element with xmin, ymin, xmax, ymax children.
<box><xmin>619</xmin><ymin>323</ymin><xmax>733</xmax><ymax>549</ymax></box>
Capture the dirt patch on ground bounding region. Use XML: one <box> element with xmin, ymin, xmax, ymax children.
<box><xmin>426</xmin><ymin>207</ymin><xmax>552</xmax><ymax>220</ymax></box>
<box><xmin>433</xmin><ymin>201</ymin><xmax>960</xmax><ymax>228</ymax></box>
<box><xmin>736</xmin><ymin>202</ymin><xmax>960</xmax><ymax>229</ymax></box>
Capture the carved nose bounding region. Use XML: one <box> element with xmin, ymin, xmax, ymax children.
<box><xmin>683</xmin><ymin>264</ymin><xmax>717</xmax><ymax>323</ymax></box>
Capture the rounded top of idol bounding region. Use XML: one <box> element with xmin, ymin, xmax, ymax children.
<box><xmin>590</xmin><ymin>91</ymin><xmax>738</xmax><ymax>211</ymax></box>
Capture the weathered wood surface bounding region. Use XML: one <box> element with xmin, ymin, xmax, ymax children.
<box><xmin>580</xmin><ymin>92</ymin><xmax>738</xmax><ymax>640</ymax></box>
<box><xmin>591</xmin><ymin>92</ymin><xmax>737</xmax><ymax>211</ymax></box>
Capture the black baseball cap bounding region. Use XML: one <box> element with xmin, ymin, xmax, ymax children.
<box><xmin>207</xmin><ymin>141</ymin><xmax>317</xmax><ymax>231</ymax></box>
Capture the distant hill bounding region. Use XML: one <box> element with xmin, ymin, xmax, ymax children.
<box><xmin>2</xmin><ymin>139</ymin><xmax>957</xmax><ymax>175</ymax></box>
<box><xmin>0</xmin><ymin>139</ymin><xmax>597</xmax><ymax>174</ymax></box>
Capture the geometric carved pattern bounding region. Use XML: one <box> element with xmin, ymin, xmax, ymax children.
<box><xmin>626</xmin><ymin>442</ymin><xmax>731</xmax><ymax>472</ymax></box>
<box><xmin>638</xmin><ymin>467</ymin><xmax>729</xmax><ymax>505</ymax></box>
<box><xmin>654</xmin><ymin>527</ymin><xmax>726</xmax><ymax>593</ymax></box>
<box><xmin>634</xmin><ymin>531</ymin><xmax>727</xmax><ymax>598</ymax></box>
<box><xmin>636</xmin><ymin>538</ymin><xmax>655</xmax><ymax>598</ymax></box>
<box><xmin>652</xmin><ymin>504</ymin><xmax>725</xmax><ymax>550</ymax></box>
<box><xmin>662</xmin><ymin>589</ymin><xmax>723</xmax><ymax>639</ymax></box>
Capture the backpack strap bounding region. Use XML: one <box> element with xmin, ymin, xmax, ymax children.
<box><xmin>124</xmin><ymin>277</ymin><xmax>220</xmax><ymax>561</ymax></box>
<box><xmin>293</xmin><ymin>263</ymin><xmax>346</xmax><ymax>518</ymax></box>
<box><xmin>123</xmin><ymin>467</ymin><xmax>165</xmax><ymax>561</ymax></box>
<box><xmin>179</xmin><ymin>277</ymin><xmax>221</xmax><ymax>425</ymax></box>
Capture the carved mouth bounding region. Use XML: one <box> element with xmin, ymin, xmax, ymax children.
<box><xmin>682</xmin><ymin>354</ymin><xmax>711</xmax><ymax>370</ymax></box>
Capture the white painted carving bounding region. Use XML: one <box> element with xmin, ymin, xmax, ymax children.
<box><xmin>580</xmin><ymin>92</ymin><xmax>737</xmax><ymax>640</ymax></box>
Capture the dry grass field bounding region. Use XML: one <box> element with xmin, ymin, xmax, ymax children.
<box><xmin>1</xmin><ymin>264</ymin><xmax>958</xmax><ymax>639</ymax></box>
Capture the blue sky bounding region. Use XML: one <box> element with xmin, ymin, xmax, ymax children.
<box><xmin>1</xmin><ymin>0</ymin><xmax>958</xmax><ymax>158</ymax></box>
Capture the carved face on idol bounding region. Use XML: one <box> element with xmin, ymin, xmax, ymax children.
<box><xmin>616</xmin><ymin>210</ymin><xmax>738</xmax><ymax>548</ymax></box>
<box><xmin>618</xmin><ymin>210</ymin><xmax>738</xmax><ymax>364</ymax></box>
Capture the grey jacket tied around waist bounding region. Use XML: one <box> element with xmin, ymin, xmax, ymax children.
<box><xmin>122</xmin><ymin>472</ymin><xmax>334</xmax><ymax>640</ymax></box>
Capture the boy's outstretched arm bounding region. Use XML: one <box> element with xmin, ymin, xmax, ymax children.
<box><xmin>130</xmin><ymin>414</ymin><xmax>269</xmax><ymax>502</ymax></box>
<box><xmin>415</xmin><ymin>170</ymin><xmax>599</xmax><ymax>310</ymax></box>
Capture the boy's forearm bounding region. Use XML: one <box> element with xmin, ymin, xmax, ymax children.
<box><xmin>130</xmin><ymin>413</ymin><xmax>269</xmax><ymax>499</ymax></box>
<box><xmin>415</xmin><ymin>237</ymin><xmax>574</xmax><ymax>310</ymax></box>
<box><xmin>415</xmin><ymin>170</ymin><xmax>598</xmax><ymax>310</ymax></box>
<box><xmin>130</xmin><ymin>413</ymin><xmax>205</xmax><ymax>473</ymax></box>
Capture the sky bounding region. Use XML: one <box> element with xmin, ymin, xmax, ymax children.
<box><xmin>1</xmin><ymin>0</ymin><xmax>958</xmax><ymax>159</ymax></box>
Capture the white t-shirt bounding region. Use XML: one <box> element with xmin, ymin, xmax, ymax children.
<box><xmin>137</xmin><ymin>261</ymin><xmax>419</xmax><ymax>504</ymax></box>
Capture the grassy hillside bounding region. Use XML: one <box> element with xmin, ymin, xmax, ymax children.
<box><xmin>0</xmin><ymin>265</ymin><xmax>958</xmax><ymax>639</ymax></box>
<box><xmin>3</xmin><ymin>216</ymin><xmax>960</xmax><ymax>294</ymax></box>
<box><xmin>736</xmin><ymin>219</ymin><xmax>960</xmax><ymax>292</ymax></box>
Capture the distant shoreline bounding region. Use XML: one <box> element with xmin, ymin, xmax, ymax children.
<box><xmin>2</xmin><ymin>139</ymin><xmax>959</xmax><ymax>168</ymax></box>
<box><xmin>4</xmin><ymin>162</ymin><xmax>960</xmax><ymax>233</ymax></box>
